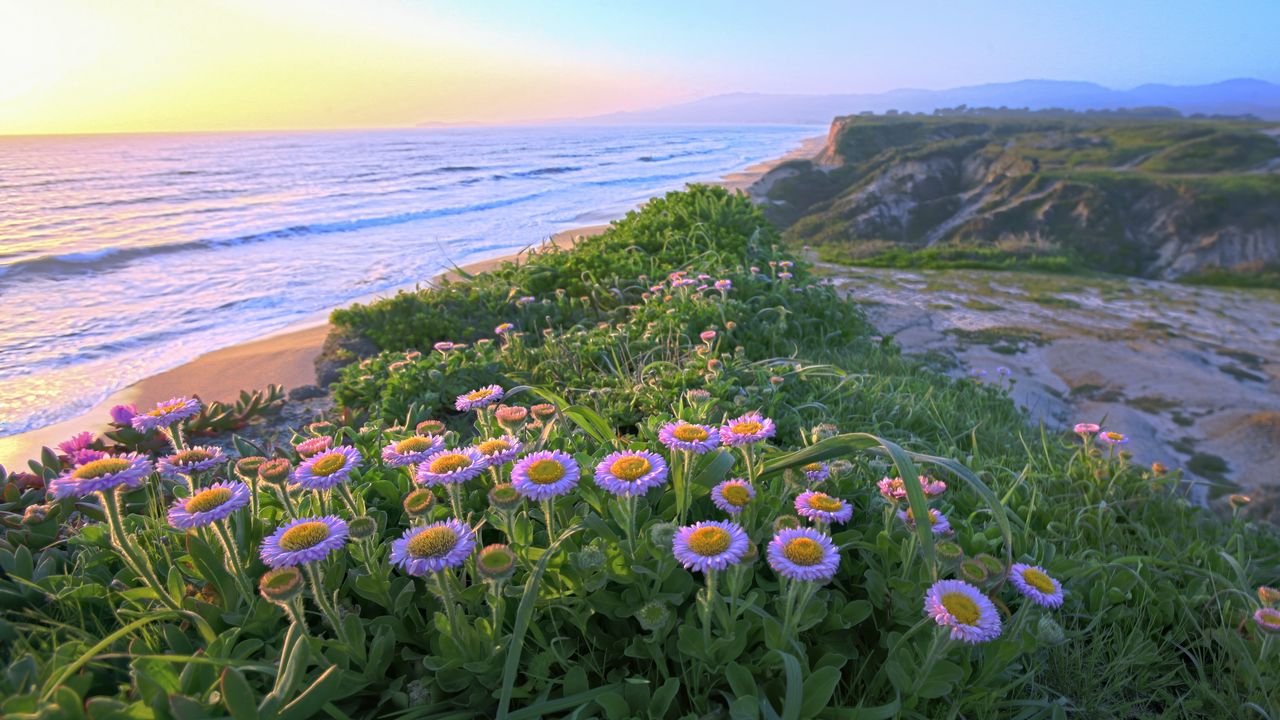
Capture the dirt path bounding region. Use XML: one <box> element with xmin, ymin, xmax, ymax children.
<box><xmin>819</xmin><ymin>262</ymin><xmax>1280</xmax><ymax>515</ymax></box>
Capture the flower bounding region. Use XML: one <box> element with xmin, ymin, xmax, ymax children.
<box><xmin>710</xmin><ymin>478</ymin><xmax>755</xmax><ymax>514</ymax></box>
<box><xmin>531</xmin><ymin>403</ymin><xmax>557</xmax><ymax>419</ymax></box>
<box><xmin>488</xmin><ymin>483</ymin><xmax>523</xmax><ymax>511</ymax></box>
<box><xmin>293</xmin><ymin>446</ymin><xmax>362</xmax><ymax>490</ymax></box>
<box><xmin>294</xmin><ymin>436</ymin><xmax>333</xmax><ymax>459</ymax></box>
<box><xmin>800</xmin><ymin>462</ymin><xmax>829</xmax><ymax>484</ymax></box>
<box><xmin>720</xmin><ymin>412</ymin><xmax>776</xmax><ymax>447</ymax></box>
<box><xmin>495</xmin><ymin>322</ymin><xmax>514</xmax><ymax>335</ymax></box>
<box><xmin>714</xmin><ymin>279</ymin><xmax>732</xmax><ymax>291</ymax></box>
<box><xmin>57</xmin><ymin>432</ymin><xmax>95</xmax><ymax>456</ymax></box>
<box><xmin>635</xmin><ymin>600</ymin><xmax>672</xmax><ymax>631</ymax></box>
<box><xmin>767</xmin><ymin>527</ymin><xmax>840</xmax><ymax>582</ymax></box>
<box><xmin>416</xmin><ymin>419</ymin><xmax>446</xmax><ymax>436</ymax></box>
<box><xmin>416</xmin><ymin>448</ymin><xmax>487</xmax><ymax>486</ymax></box>
<box><xmin>477</xmin><ymin>543</ymin><xmax>517</xmax><ymax>580</ymax></box>
<box><xmin>495</xmin><ymin>405</ymin><xmax>529</xmax><ymax>429</ymax></box>
<box><xmin>778</xmin><ymin>271</ymin><xmax>793</xmax><ymax>280</ymax></box>
<box><xmin>49</xmin><ymin>454</ymin><xmax>153</xmax><ymax>499</ymax></box>
<box><xmin>235</xmin><ymin>456</ymin><xmax>267</xmax><ymax>478</ymax></box>
<box><xmin>658</xmin><ymin>421</ymin><xmax>720</xmax><ymax>454</ymax></box>
<box><xmin>158</xmin><ymin>446</ymin><xmax>227</xmax><ymax>476</ymax></box>
<box><xmin>897</xmin><ymin>507</ymin><xmax>952</xmax><ymax>535</ymax></box>
<box><xmin>515</xmin><ymin>295</ymin><xmax>535</xmax><ymax>306</ymax></box>
<box><xmin>794</xmin><ymin>491</ymin><xmax>853</xmax><ymax>525</ymax></box>
<box><xmin>258</xmin><ymin>459</ymin><xmax>292</xmax><ymax>485</ymax></box>
<box><xmin>672</xmin><ymin>521</ymin><xmax>750</xmax><ymax>573</ymax></box>
<box><xmin>260</xmin><ymin>516</ymin><xmax>349</xmax><ymax>567</ymax></box>
<box><xmin>1073</xmin><ymin>423</ymin><xmax>1100</xmax><ymax>435</ymax></box>
<box><xmin>1009</xmin><ymin>563</ymin><xmax>1064</xmax><ymax>608</ymax></box>
<box><xmin>924</xmin><ymin>580</ymin><xmax>1002</xmax><ymax>643</ymax></box>
<box><xmin>699</xmin><ymin>330</ymin><xmax>717</xmax><ymax>343</ymax></box>
<box><xmin>877</xmin><ymin>476</ymin><xmax>948</xmax><ymax>501</ymax></box>
<box><xmin>131</xmin><ymin>397</ymin><xmax>202</xmax><ymax>433</ymax></box>
<box><xmin>259</xmin><ymin>567</ymin><xmax>304</xmax><ymax>603</ymax></box>
<box><xmin>108</xmin><ymin>404</ymin><xmax>138</xmax><ymax>426</ymax></box>
<box><xmin>593</xmin><ymin>450</ymin><xmax>669</xmax><ymax>497</ymax></box>
<box><xmin>456</xmin><ymin>385</ymin><xmax>504</xmax><ymax>412</ymax></box>
<box><xmin>390</xmin><ymin>519</ymin><xmax>474</xmax><ymax>575</ymax></box>
<box><xmin>1259</xmin><ymin>586</ymin><xmax>1280</xmax><ymax>605</ymax></box>
<box><xmin>433</xmin><ymin>341</ymin><xmax>455</xmax><ymax>352</ymax></box>
<box><xmin>475</xmin><ymin>435</ymin><xmax>524</xmax><ymax>467</ymax></box>
<box><xmin>70</xmin><ymin>449</ymin><xmax>108</xmax><ymax>466</ymax></box>
<box><xmin>511</xmin><ymin>450</ymin><xmax>580</xmax><ymax>500</ymax></box>
<box><xmin>348</xmin><ymin>516</ymin><xmax>378</xmax><ymax>540</ymax></box>
<box><xmin>1255</xmin><ymin>608</ymin><xmax>1280</xmax><ymax>634</ymax></box>
<box><xmin>1097</xmin><ymin>430</ymin><xmax>1129</xmax><ymax>445</ymax></box>
<box><xmin>167</xmin><ymin>481</ymin><xmax>250</xmax><ymax>529</ymax></box>
<box><xmin>381</xmin><ymin>435</ymin><xmax>444</xmax><ymax>468</ymax></box>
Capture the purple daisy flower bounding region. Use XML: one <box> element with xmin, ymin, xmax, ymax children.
<box><xmin>158</xmin><ymin>445</ymin><xmax>227</xmax><ymax>477</ymax></box>
<box><xmin>381</xmin><ymin>435</ymin><xmax>444</xmax><ymax>468</ymax></box>
<box><xmin>49</xmin><ymin>453</ymin><xmax>153</xmax><ymax>499</ymax></box>
<box><xmin>131</xmin><ymin>396</ymin><xmax>202</xmax><ymax>433</ymax></box>
<box><xmin>1255</xmin><ymin>608</ymin><xmax>1280</xmax><ymax>634</ymax></box>
<box><xmin>1073</xmin><ymin>423</ymin><xmax>1100</xmax><ymax>435</ymax></box>
<box><xmin>108</xmin><ymin>403</ymin><xmax>138</xmax><ymax>426</ymax></box>
<box><xmin>924</xmin><ymin>579</ymin><xmax>1002</xmax><ymax>644</ymax></box>
<box><xmin>795</xmin><ymin>491</ymin><xmax>853</xmax><ymax>525</ymax></box>
<box><xmin>897</xmin><ymin>507</ymin><xmax>952</xmax><ymax>536</ymax></box>
<box><xmin>1097</xmin><ymin>431</ymin><xmax>1129</xmax><ymax>445</ymax></box>
<box><xmin>714</xmin><ymin>279</ymin><xmax>732</xmax><ymax>291</ymax></box>
<box><xmin>1009</xmin><ymin>563</ymin><xmax>1065</xmax><ymax>609</ymax></box>
<box><xmin>593</xmin><ymin>450</ymin><xmax>669</xmax><ymax>498</ymax></box>
<box><xmin>800</xmin><ymin>462</ymin><xmax>830</xmax><ymax>484</ymax></box>
<box><xmin>672</xmin><ymin>520</ymin><xmax>750</xmax><ymax>573</ymax></box>
<box><xmin>434</xmin><ymin>341</ymin><xmax>456</xmax><ymax>352</ymax></box>
<box><xmin>720</xmin><ymin>412</ymin><xmax>776</xmax><ymax>447</ymax></box>
<box><xmin>292</xmin><ymin>445</ymin><xmax>362</xmax><ymax>490</ymax></box>
<box><xmin>511</xmin><ymin>450</ymin><xmax>580</xmax><ymax>500</ymax></box>
<box><xmin>416</xmin><ymin>447</ymin><xmax>488</xmax><ymax>486</ymax></box>
<box><xmin>657</xmin><ymin>421</ymin><xmax>720</xmax><ymax>454</ymax></box>
<box><xmin>767</xmin><ymin>527</ymin><xmax>840</xmax><ymax>583</ymax></box>
<box><xmin>71</xmin><ymin>449</ymin><xmax>108</xmax><ymax>466</ymax></box>
<box><xmin>877</xmin><ymin>476</ymin><xmax>947</xmax><ymax>502</ymax></box>
<box><xmin>495</xmin><ymin>323</ymin><xmax>514</xmax><ymax>335</ymax></box>
<box><xmin>456</xmin><ymin>384</ymin><xmax>505</xmax><ymax>412</ymax></box>
<box><xmin>474</xmin><ymin>435</ymin><xmax>524</xmax><ymax>467</ymax></box>
<box><xmin>389</xmin><ymin>518</ymin><xmax>475</xmax><ymax>576</ymax></box>
<box><xmin>259</xmin><ymin>516</ymin><xmax>349</xmax><ymax>567</ymax></box>
<box><xmin>710</xmin><ymin>478</ymin><xmax>754</xmax><ymax>514</ymax></box>
<box><xmin>57</xmin><ymin>432</ymin><xmax>95</xmax><ymax>455</ymax></box>
<box><xmin>294</xmin><ymin>436</ymin><xmax>333</xmax><ymax>459</ymax></box>
<box><xmin>167</xmin><ymin>481</ymin><xmax>250</xmax><ymax>529</ymax></box>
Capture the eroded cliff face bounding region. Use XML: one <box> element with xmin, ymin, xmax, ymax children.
<box><xmin>761</xmin><ymin>114</ymin><xmax>1280</xmax><ymax>279</ymax></box>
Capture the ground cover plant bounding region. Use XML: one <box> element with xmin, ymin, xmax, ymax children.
<box><xmin>1</xmin><ymin>186</ymin><xmax>1278</xmax><ymax>719</ymax></box>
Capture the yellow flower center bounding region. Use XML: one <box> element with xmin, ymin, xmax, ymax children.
<box><xmin>396</xmin><ymin>437</ymin><xmax>434</xmax><ymax>453</ymax></box>
<box><xmin>309</xmin><ymin>452</ymin><xmax>347</xmax><ymax>477</ymax></box>
<box><xmin>279</xmin><ymin>521</ymin><xmax>330</xmax><ymax>551</ymax></box>
<box><xmin>609</xmin><ymin>456</ymin><xmax>652</xmax><ymax>481</ymax></box>
<box><xmin>940</xmin><ymin>591</ymin><xmax>981</xmax><ymax>625</ymax></box>
<box><xmin>782</xmin><ymin>537</ymin><xmax>825</xmax><ymax>566</ymax></box>
<box><xmin>147</xmin><ymin>401</ymin><xmax>186</xmax><ymax>417</ymax></box>
<box><xmin>721</xmin><ymin>484</ymin><xmax>751</xmax><ymax>506</ymax></box>
<box><xmin>185</xmin><ymin>487</ymin><xmax>232</xmax><ymax>513</ymax></box>
<box><xmin>526</xmin><ymin>459</ymin><xmax>566</xmax><ymax>484</ymax></box>
<box><xmin>1104</xmin><ymin>432</ymin><xmax>1123</xmax><ymax>441</ymax></box>
<box><xmin>428</xmin><ymin>453</ymin><xmax>472</xmax><ymax>474</ymax></box>
<box><xmin>807</xmin><ymin>494</ymin><xmax>843</xmax><ymax>512</ymax></box>
<box><xmin>466</xmin><ymin>388</ymin><xmax>495</xmax><ymax>401</ymax></box>
<box><xmin>406</xmin><ymin>526</ymin><xmax>458</xmax><ymax>558</ymax></box>
<box><xmin>1021</xmin><ymin>567</ymin><xmax>1056</xmax><ymax>594</ymax></box>
<box><xmin>672</xmin><ymin>425</ymin><xmax>708</xmax><ymax>442</ymax></box>
<box><xmin>172</xmin><ymin>449</ymin><xmax>212</xmax><ymax>465</ymax></box>
<box><xmin>687</xmin><ymin>526</ymin><xmax>732</xmax><ymax>556</ymax></box>
<box><xmin>802</xmin><ymin>462</ymin><xmax>823</xmax><ymax>473</ymax></box>
<box><xmin>73</xmin><ymin>458</ymin><xmax>131</xmax><ymax>480</ymax></box>
<box><xmin>904</xmin><ymin>508</ymin><xmax>939</xmax><ymax>526</ymax></box>
<box><xmin>478</xmin><ymin>439</ymin><xmax>512</xmax><ymax>457</ymax></box>
<box><xmin>730</xmin><ymin>421</ymin><xmax>763</xmax><ymax>436</ymax></box>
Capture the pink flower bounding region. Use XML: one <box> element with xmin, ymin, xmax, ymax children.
<box><xmin>57</xmin><ymin>432</ymin><xmax>95</xmax><ymax>455</ymax></box>
<box><xmin>1073</xmin><ymin>423</ymin><xmax>1100</xmax><ymax>435</ymax></box>
<box><xmin>699</xmin><ymin>330</ymin><xmax>717</xmax><ymax>343</ymax></box>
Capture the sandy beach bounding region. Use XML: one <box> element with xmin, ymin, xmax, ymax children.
<box><xmin>0</xmin><ymin>139</ymin><xmax>820</xmax><ymax>470</ymax></box>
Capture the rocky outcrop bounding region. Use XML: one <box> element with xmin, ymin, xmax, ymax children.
<box><xmin>764</xmin><ymin>114</ymin><xmax>1280</xmax><ymax>280</ymax></box>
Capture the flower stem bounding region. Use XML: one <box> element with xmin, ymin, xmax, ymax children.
<box><xmin>701</xmin><ymin>570</ymin><xmax>718</xmax><ymax>647</ymax></box>
<box><xmin>541</xmin><ymin>497</ymin><xmax>556</xmax><ymax>541</ymax></box>
<box><xmin>303</xmin><ymin>562</ymin><xmax>345</xmax><ymax>641</ymax></box>
<box><xmin>212</xmin><ymin>520</ymin><xmax>256</xmax><ymax>600</ymax></box>
<box><xmin>99</xmin><ymin>490</ymin><xmax>181</xmax><ymax>612</ymax></box>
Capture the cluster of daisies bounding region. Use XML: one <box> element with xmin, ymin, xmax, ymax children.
<box><xmin>1073</xmin><ymin>422</ymin><xmax>1129</xmax><ymax>447</ymax></box>
<box><xmin>48</xmin><ymin>384</ymin><xmax>1079</xmax><ymax>647</ymax></box>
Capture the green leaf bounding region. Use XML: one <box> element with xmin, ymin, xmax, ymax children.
<box><xmin>772</xmin><ymin>651</ymin><xmax>804</xmax><ymax>720</ymax></box>
<box><xmin>798</xmin><ymin>666</ymin><xmax>841</xmax><ymax>719</ymax></box>
<box><xmin>648</xmin><ymin>678</ymin><xmax>679</xmax><ymax>718</ymax></box>
<box><xmin>220</xmin><ymin>668</ymin><xmax>260</xmax><ymax>720</ymax></box>
<box><xmin>725</xmin><ymin>662</ymin><xmax>757</xmax><ymax>700</ymax></box>
<box><xmin>278</xmin><ymin>666</ymin><xmax>354</xmax><ymax>720</ymax></box>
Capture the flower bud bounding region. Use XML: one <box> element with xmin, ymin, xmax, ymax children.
<box><xmin>635</xmin><ymin>600</ymin><xmax>672</xmax><ymax>632</ymax></box>
<box><xmin>258</xmin><ymin>458</ymin><xmax>293</xmax><ymax>485</ymax></box>
<box><xmin>495</xmin><ymin>405</ymin><xmax>528</xmax><ymax>430</ymax></box>
<box><xmin>959</xmin><ymin>559</ymin><xmax>988</xmax><ymax>583</ymax></box>
<box><xmin>573</xmin><ymin>545</ymin><xmax>605</xmax><ymax>571</ymax></box>
<box><xmin>477</xmin><ymin>544</ymin><xmax>517</xmax><ymax>581</ymax></box>
<box><xmin>235</xmin><ymin>456</ymin><xmax>267</xmax><ymax>479</ymax></box>
<box><xmin>1035</xmin><ymin>616</ymin><xmax>1067</xmax><ymax>646</ymax></box>
<box><xmin>22</xmin><ymin>504</ymin><xmax>49</xmax><ymax>524</ymax></box>
<box><xmin>974</xmin><ymin>553</ymin><xmax>1004</xmax><ymax>577</ymax></box>
<box><xmin>307</xmin><ymin>421</ymin><xmax>336</xmax><ymax>436</ymax></box>
<box><xmin>348</xmin><ymin>516</ymin><xmax>377</xmax><ymax>540</ymax></box>
<box><xmin>416</xmin><ymin>419</ymin><xmax>446</xmax><ymax>436</ymax></box>
<box><xmin>260</xmin><ymin>567</ymin><xmax>304</xmax><ymax>603</ymax></box>
<box><xmin>648</xmin><ymin>522</ymin><xmax>677</xmax><ymax>548</ymax></box>
<box><xmin>1229</xmin><ymin>494</ymin><xmax>1252</xmax><ymax>509</ymax></box>
<box><xmin>488</xmin><ymin>483</ymin><xmax>523</xmax><ymax>511</ymax></box>
<box><xmin>531</xmin><ymin>404</ymin><xmax>557</xmax><ymax>419</ymax></box>
<box><xmin>404</xmin><ymin>488</ymin><xmax>436</xmax><ymax>517</ymax></box>
<box><xmin>1259</xmin><ymin>586</ymin><xmax>1280</xmax><ymax>605</ymax></box>
<box><xmin>294</xmin><ymin>436</ymin><xmax>332</xmax><ymax>459</ymax></box>
<box><xmin>772</xmin><ymin>514</ymin><xmax>802</xmax><ymax>533</ymax></box>
<box><xmin>935</xmin><ymin>540</ymin><xmax>963</xmax><ymax>562</ymax></box>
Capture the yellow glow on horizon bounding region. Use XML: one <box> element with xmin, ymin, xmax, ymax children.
<box><xmin>0</xmin><ymin>0</ymin><xmax>672</xmax><ymax>135</ymax></box>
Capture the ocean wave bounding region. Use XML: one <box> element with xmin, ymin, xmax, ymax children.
<box><xmin>0</xmin><ymin>190</ymin><xmax>551</xmax><ymax>282</ymax></box>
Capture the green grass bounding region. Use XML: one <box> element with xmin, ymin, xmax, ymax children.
<box><xmin>1</xmin><ymin>186</ymin><xmax>1278</xmax><ymax>718</ymax></box>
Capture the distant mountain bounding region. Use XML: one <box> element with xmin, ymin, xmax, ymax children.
<box><xmin>575</xmin><ymin>79</ymin><xmax>1280</xmax><ymax>124</ymax></box>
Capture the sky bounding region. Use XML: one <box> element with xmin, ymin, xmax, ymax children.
<box><xmin>1</xmin><ymin>0</ymin><xmax>1278</xmax><ymax>135</ymax></box>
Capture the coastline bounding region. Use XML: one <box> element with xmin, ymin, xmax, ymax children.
<box><xmin>0</xmin><ymin>135</ymin><xmax>823</xmax><ymax>469</ymax></box>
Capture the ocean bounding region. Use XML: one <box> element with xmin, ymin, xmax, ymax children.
<box><xmin>0</xmin><ymin>125</ymin><xmax>819</xmax><ymax>436</ymax></box>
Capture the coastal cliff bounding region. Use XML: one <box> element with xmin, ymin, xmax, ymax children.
<box><xmin>760</xmin><ymin>113</ymin><xmax>1280</xmax><ymax>281</ymax></box>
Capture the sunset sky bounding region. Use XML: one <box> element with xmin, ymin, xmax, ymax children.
<box><xmin>2</xmin><ymin>0</ymin><xmax>1278</xmax><ymax>135</ymax></box>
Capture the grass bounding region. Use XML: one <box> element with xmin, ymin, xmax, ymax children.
<box><xmin>1</xmin><ymin>186</ymin><xmax>1277</xmax><ymax>718</ymax></box>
